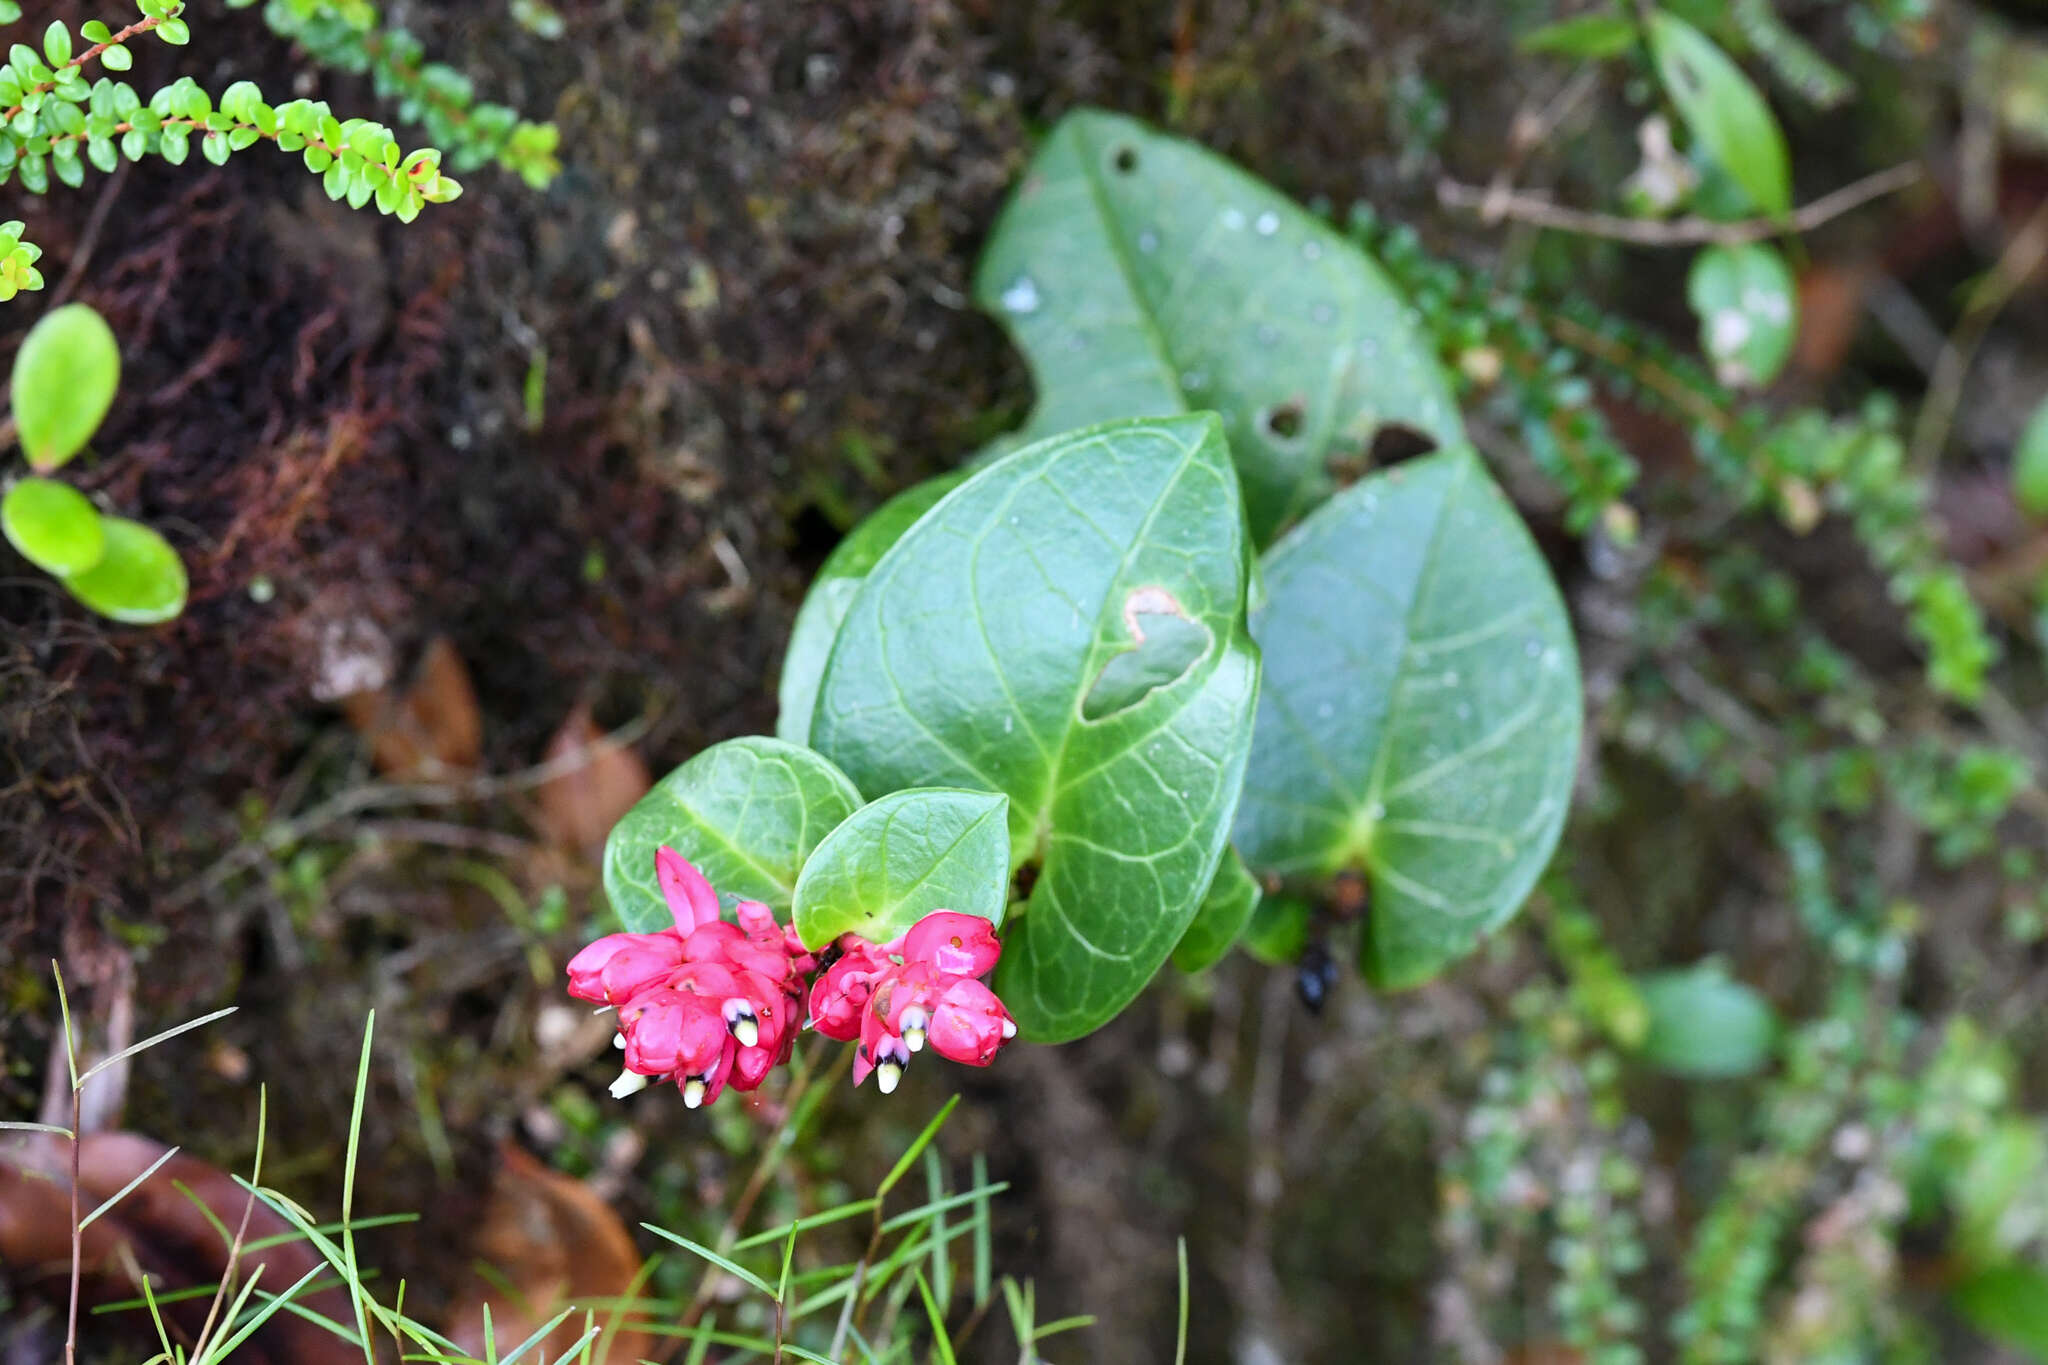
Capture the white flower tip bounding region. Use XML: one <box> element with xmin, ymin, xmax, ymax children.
<box><xmin>609</xmin><ymin>1069</ymin><xmax>651</xmax><ymax>1100</ymax></box>
<box><xmin>733</xmin><ymin>1017</ymin><xmax>760</xmax><ymax>1049</ymax></box>
<box><xmin>613</xmin><ymin>1031</ymin><xmax>626</xmax><ymax>1050</ymax></box>
<box><xmin>1001</xmin><ymin>1018</ymin><xmax>1018</xmax><ymax>1039</ymax></box>
<box><xmin>877</xmin><ymin>1061</ymin><xmax>903</xmax><ymax>1095</ymax></box>
<box><xmin>682</xmin><ymin>1077</ymin><xmax>708</xmax><ymax>1109</ymax></box>
<box><xmin>903</xmin><ymin>1027</ymin><xmax>926</xmax><ymax>1053</ymax></box>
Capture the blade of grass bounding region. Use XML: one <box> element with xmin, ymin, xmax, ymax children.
<box><xmin>878</xmin><ymin>1184</ymin><xmax>1011</xmax><ymax>1236</ymax></box>
<box><xmin>78</xmin><ymin>1145</ymin><xmax>181</xmax><ymax>1229</ymax></box>
<box><xmin>640</xmin><ymin>1225</ymin><xmax>776</xmax><ymax>1297</ymax></box>
<box><xmin>1032</xmin><ymin>1315</ymin><xmax>1095</xmax><ymax>1340</ymax></box>
<box><xmin>732</xmin><ymin>1197</ymin><xmax>877</xmax><ymax>1251</ymax></box>
<box><xmin>923</xmin><ymin>1150</ymin><xmax>950</xmax><ymax>1306</ymax></box>
<box><xmin>342</xmin><ymin>1011</ymin><xmax>376</xmax><ymax>1365</ymax></box>
<box><xmin>1173</xmin><ymin>1237</ymin><xmax>1188</xmax><ymax>1365</ymax></box>
<box><xmin>970</xmin><ymin>1154</ymin><xmax>991</xmax><ymax>1307</ymax></box>
<box><xmin>877</xmin><ymin>1097</ymin><xmax>957</xmax><ymax>1200</ymax></box>
<box><xmin>0</xmin><ymin>1119</ymin><xmax>74</xmax><ymax>1136</ymax></box>
<box><xmin>78</xmin><ymin>1007</ymin><xmax>238</xmax><ymax>1086</ymax></box>
<box><xmin>915</xmin><ymin>1273</ymin><xmax>957</xmax><ymax>1365</ymax></box>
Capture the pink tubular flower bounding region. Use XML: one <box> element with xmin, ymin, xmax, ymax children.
<box><xmin>568</xmin><ymin>847</ymin><xmax>812</xmax><ymax>1109</ymax></box>
<box><xmin>810</xmin><ymin>909</ymin><xmax>1018</xmax><ymax>1095</ymax></box>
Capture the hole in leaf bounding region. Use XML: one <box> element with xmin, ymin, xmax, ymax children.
<box><xmin>1112</xmin><ymin>145</ymin><xmax>1139</xmax><ymax>174</ymax></box>
<box><xmin>1262</xmin><ymin>401</ymin><xmax>1305</xmax><ymax>441</ymax></box>
<box><xmin>1368</xmin><ymin>422</ymin><xmax>1438</xmax><ymax>466</ymax></box>
<box><xmin>1012</xmin><ymin>859</ymin><xmax>1040</xmax><ymax>903</ymax></box>
<box><xmin>1081</xmin><ymin>588</ymin><xmax>1212</xmax><ymax>721</ymax></box>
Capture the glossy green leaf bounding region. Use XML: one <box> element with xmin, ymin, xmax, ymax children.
<box><xmin>2013</xmin><ymin>394</ymin><xmax>2048</xmax><ymax>518</ymax></box>
<box><xmin>1234</xmin><ymin>449</ymin><xmax>1581</xmax><ymax>989</ymax></box>
<box><xmin>1635</xmin><ymin>962</ymin><xmax>1777</xmax><ymax>1078</ymax></box>
<box><xmin>791</xmin><ymin>787</ymin><xmax>1010</xmax><ymax>949</ymax></box>
<box><xmin>2</xmin><ymin>476</ymin><xmax>104</xmax><ymax>577</ymax></box>
<box><xmin>810</xmin><ymin>414</ymin><xmax>1260</xmax><ymax>1041</ymax></box>
<box><xmin>1171</xmin><ymin>846</ymin><xmax>1261</xmax><ymax>973</ymax></box>
<box><xmin>1954</xmin><ymin>1264</ymin><xmax>2048</xmax><ymax>1360</ymax></box>
<box><xmin>1648</xmin><ymin>12</ymin><xmax>1792</xmax><ymax>217</ymax></box>
<box><xmin>1687</xmin><ymin>242</ymin><xmax>1796</xmax><ymax>389</ymax></box>
<box><xmin>974</xmin><ymin>107</ymin><xmax>1461</xmax><ymax>547</ymax></box>
<box><xmin>602</xmin><ymin>736</ymin><xmax>864</xmax><ymax>934</ymax></box>
<box><xmin>1519</xmin><ymin>13</ymin><xmax>1638</xmax><ymax>59</ymax></box>
<box><xmin>777</xmin><ymin>473</ymin><xmax>965</xmax><ymax>744</ymax></box>
<box><xmin>62</xmin><ymin>516</ymin><xmax>185</xmax><ymax>624</ymax></box>
<box><xmin>1954</xmin><ymin>1120</ymin><xmax>2048</xmax><ymax>1264</ymax></box>
<box><xmin>11</xmin><ymin>302</ymin><xmax>119</xmax><ymax>471</ymax></box>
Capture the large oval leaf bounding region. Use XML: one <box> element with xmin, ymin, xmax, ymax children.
<box><xmin>974</xmin><ymin>107</ymin><xmax>1461</xmax><ymax>547</ymax></box>
<box><xmin>1171</xmin><ymin>845</ymin><xmax>1261</xmax><ymax>973</ymax></box>
<box><xmin>63</xmin><ymin>516</ymin><xmax>185</xmax><ymax>624</ymax></box>
<box><xmin>602</xmin><ymin>736</ymin><xmax>864</xmax><ymax>933</ymax></box>
<box><xmin>12</xmin><ymin>302</ymin><xmax>120</xmax><ymax>472</ymax></box>
<box><xmin>776</xmin><ymin>473</ymin><xmax>964</xmax><ymax>744</ymax></box>
<box><xmin>2</xmin><ymin>476</ymin><xmax>105</xmax><ymax>577</ymax></box>
<box><xmin>1648</xmin><ymin>13</ymin><xmax>1791</xmax><ymax>218</ymax></box>
<box><xmin>810</xmin><ymin>413</ymin><xmax>1260</xmax><ymax>1042</ymax></box>
<box><xmin>1234</xmin><ymin>448</ymin><xmax>1580</xmax><ymax>989</ymax></box>
<box><xmin>791</xmin><ymin>787</ymin><xmax>1010</xmax><ymax>949</ymax></box>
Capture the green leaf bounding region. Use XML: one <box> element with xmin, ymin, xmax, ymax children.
<box><xmin>2</xmin><ymin>476</ymin><xmax>104</xmax><ymax>576</ymax></box>
<box><xmin>973</xmin><ymin>107</ymin><xmax>1461</xmax><ymax>547</ymax></box>
<box><xmin>810</xmin><ymin>414</ymin><xmax>1260</xmax><ymax>1041</ymax></box>
<box><xmin>1239</xmin><ymin>893</ymin><xmax>1312</xmax><ymax>966</ymax></box>
<box><xmin>1171</xmin><ymin>845</ymin><xmax>1260</xmax><ymax>972</ymax></box>
<box><xmin>2013</xmin><ymin>394</ymin><xmax>2048</xmax><ymax>518</ymax></box>
<box><xmin>1954</xmin><ymin>1264</ymin><xmax>2048</xmax><ymax>1359</ymax></box>
<box><xmin>100</xmin><ymin>42</ymin><xmax>131</xmax><ymax>72</ymax></box>
<box><xmin>1634</xmin><ymin>962</ymin><xmax>1777</xmax><ymax>1078</ymax></box>
<box><xmin>602</xmin><ymin>736</ymin><xmax>863</xmax><ymax>934</ymax></box>
<box><xmin>11</xmin><ymin>302</ymin><xmax>119</xmax><ymax>471</ymax></box>
<box><xmin>776</xmin><ymin>473</ymin><xmax>965</xmax><ymax>744</ymax></box>
<box><xmin>1233</xmin><ymin>449</ymin><xmax>1581</xmax><ymax>989</ymax></box>
<box><xmin>790</xmin><ymin>787</ymin><xmax>1010</xmax><ymax>949</ymax></box>
<box><xmin>1687</xmin><ymin>242</ymin><xmax>1796</xmax><ymax>389</ymax></box>
<box><xmin>1954</xmin><ymin>1120</ymin><xmax>2048</xmax><ymax>1265</ymax></box>
<box><xmin>1519</xmin><ymin>13</ymin><xmax>1638</xmax><ymax>59</ymax></box>
<box><xmin>62</xmin><ymin>515</ymin><xmax>185</xmax><ymax>623</ymax></box>
<box><xmin>1648</xmin><ymin>12</ymin><xmax>1792</xmax><ymax>217</ymax></box>
<box><xmin>42</xmin><ymin>20</ymin><xmax>70</xmax><ymax>69</ymax></box>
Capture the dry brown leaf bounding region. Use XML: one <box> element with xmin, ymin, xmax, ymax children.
<box><xmin>0</xmin><ymin>1132</ymin><xmax>358</xmax><ymax>1364</ymax></box>
<box><xmin>534</xmin><ymin>704</ymin><xmax>652</xmax><ymax>858</ymax></box>
<box><xmin>445</xmin><ymin>1143</ymin><xmax>655</xmax><ymax>1361</ymax></box>
<box><xmin>342</xmin><ymin>634</ymin><xmax>484</xmax><ymax>779</ymax></box>
<box><xmin>1792</xmin><ymin>262</ymin><xmax>1873</xmax><ymax>380</ymax></box>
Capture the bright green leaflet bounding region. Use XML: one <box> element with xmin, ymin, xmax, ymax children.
<box><xmin>1953</xmin><ymin>1264</ymin><xmax>2048</xmax><ymax>1358</ymax></box>
<box><xmin>2014</xmin><ymin>394</ymin><xmax>2048</xmax><ymax>518</ymax></box>
<box><xmin>1233</xmin><ymin>448</ymin><xmax>1581</xmax><ymax>989</ymax></box>
<box><xmin>1519</xmin><ymin>12</ymin><xmax>1638</xmax><ymax>59</ymax></box>
<box><xmin>790</xmin><ymin>788</ymin><xmax>1010</xmax><ymax>950</ymax></box>
<box><xmin>63</xmin><ymin>516</ymin><xmax>185</xmax><ymax>624</ymax></box>
<box><xmin>2</xmin><ymin>476</ymin><xmax>104</xmax><ymax>576</ymax></box>
<box><xmin>777</xmin><ymin>473</ymin><xmax>965</xmax><ymax>744</ymax></box>
<box><xmin>1687</xmin><ymin>243</ymin><xmax>1796</xmax><ymax>389</ymax></box>
<box><xmin>973</xmin><ymin>106</ymin><xmax>1461</xmax><ymax>547</ymax></box>
<box><xmin>602</xmin><ymin>735</ymin><xmax>864</xmax><ymax>934</ymax></box>
<box><xmin>1648</xmin><ymin>12</ymin><xmax>1792</xmax><ymax>218</ymax></box>
<box><xmin>1170</xmin><ymin>846</ymin><xmax>1260</xmax><ymax>973</ymax></box>
<box><xmin>12</xmin><ymin>302</ymin><xmax>120</xmax><ymax>471</ymax></box>
<box><xmin>810</xmin><ymin>414</ymin><xmax>1260</xmax><ymax>1042</ymax></box>
<box><xmin>1953</xmin><ymin>1119</ymin><xmax>2047</xmax><ymax>1266</ymax></box>
<box><xmin>1634</xmin><ymin>963</ymin><xmax>1777</xmax><ymax>1078</ymax></box>
<box><xmin>1239</xmin><ymin>893</ymin><xmax>1311</xmax><ymax>966</ymax></box>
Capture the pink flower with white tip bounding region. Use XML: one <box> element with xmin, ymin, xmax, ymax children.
<box><xmin>808</xmin><ymin>910</ymin><xmax>1018</xmax><ymax>1095</ymax></box>
<box><xmin>566</xmin><ymin>846</ymin><xmax>813</xmax><ymax>1110</ymax></box>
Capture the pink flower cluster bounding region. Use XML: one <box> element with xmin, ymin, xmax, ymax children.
<box><xmin>567</xmin><ymin>847</ymin><xmax>1016</xmax><ymax>1107</ymax></box>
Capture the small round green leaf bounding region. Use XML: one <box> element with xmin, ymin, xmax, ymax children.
<box><xmin>1239</xmin><ymin>893</ymin><xmax>1312</xmax><ymax>967</ymax></box>
<box><xmin>1648</xmin><ymin>13</ymin><xmax>1792</xmax><ymax>217</ymax></box>
<box><xmin>11</xmin><ymin>302</ymin><xmax>119</xmax><ymax>471</ymax></box>
<box><xmin>62</xmin><ymin>515</ymin><xmax>185</xmax><ymax>623</ymax></box>
<box><xmin>602</xmin><ymin>736</ymin><xmax>863</xmax><ymax>934</ymax></box>
<box><xmin>2013</xmin><ymin>394</ymin><xmax>2048</xmax><ymax>518</ymax></box>
<box><xmin>1953</xmin><ymin>1264</ymin><xmax>2048</xmax><ymax>1358</ymax></box>
<box><xmin>791</xmin><ymin>787</ymin><xmax>1011</xmax><ymax>950</ymax></box>
<box><xmin>1634</xmin><ymin>962</ymin><xmax>1777</xmax><ymax>1078</ymax></box>
<box><xmin>1171</xmin><ymin>845</ymin><xmax>1261</xmax><ymax>973</ymax></box>
<box><xmin>2</xmin><ymin>476</ymin><xmax>104</xmax><ymax>576</ymax></box>
<box><xmin>1687</xmin><ymin>242</ymin><xmax>1797</xmax><ymax>389</ymax></box>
